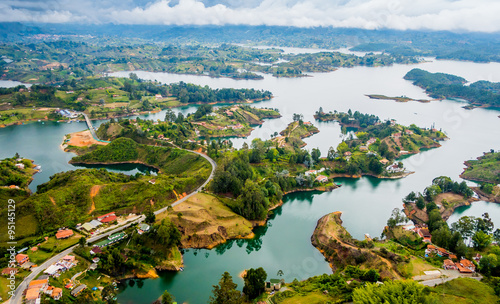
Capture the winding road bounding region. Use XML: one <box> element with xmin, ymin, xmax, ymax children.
<box><xmin>9</xmin><ymin>117</ymin><xmax>217</xmax><ymax>304</ymax></box>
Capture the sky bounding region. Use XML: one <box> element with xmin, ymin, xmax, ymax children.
<box><xmin>1</xmin><ymin>0</ymin><xmax>500</xmax><ymax>32</ymax></box>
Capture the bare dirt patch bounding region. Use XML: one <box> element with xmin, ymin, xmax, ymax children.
<box><xmin>66</xmin><ymin>130</ymin><xmax>108</xmax><ymax>147</ymax></box>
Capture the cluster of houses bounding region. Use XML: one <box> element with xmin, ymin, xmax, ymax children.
<box><xmin>43</xmin><ymin>255</ymin><xmax>78</xmax><ymax>277</ymax></box>
<box><xmin>405</xmin><ymin>224</ymin><xmax>480</xmax><ymax>275</ymax></box>
<box><xmin>24</xmin><ymin>277</ymin><xmax>63</xmax><ymax>303</ymax></box>
<box><xmin>77</xmin><ymin>212</ymin><xmax>118</xmax><ymax>233</ymax></box>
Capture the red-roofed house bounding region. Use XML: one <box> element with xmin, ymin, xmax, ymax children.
<box><xmin>459</xmin><ymin>259</ymin><xmax>475</xmax><ymax>272</ymax></box>
<box><xmin>98</xmin><ymin>212</ymin><xmax>117</xmax><ymax>223</ymax></box>
<box><xmin>417</xmin><ymin>228</ymin><xmax>432</xmax><ymax>242</ymax></box>
<box><xmin>443</xmin><ymin>259</ymin><xmax>457</xmax><ymax>270</ymax></box>
<box><xmin>52</xmin><ymin>287</ymin><xmax>63</xmax><ymax>300</ymax></box>
<box><xmin>16</xmin><ymin>253</ymin><xmax>29</xmax><ymax>265</ymax></box>
<box><xmin>29</xmin><ymin>278</ymin><xmax>49</xmax><ymax>292</ymax></box>
<box><xmin>436</xmin><ymin>247</ymin><xmax>449</xmax><ymax>257</ymax></box>
<box><xmin>1</xmin><ymin>268</ymin><xmax>18</xmax><ymax>276</ymax></box>
<box><xmin>392</xmin><ymin>132</ymin><xmax>402</xmax><ymax>138</ymax></box>
<box><xmin>56</xmin><ymin>229</ymin><xmax>74</xmax><ymax>239</ymax></box>
<box><xmin>90</xmin><ymin>246</ymin><xmax>102</xmax><ymax>255</ymax></box>
<box><xmin>315</xmin><ymin>175</ymin><xmax>328</xmax><ymax>183</ymax></box>
<box><xmin>25</xmin><ymin>288</ymin><xmax>40</xmax><ymax>301</ymax></box>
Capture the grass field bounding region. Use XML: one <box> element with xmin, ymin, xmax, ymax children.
<box><xmin>158</xmin><ymin>193</ymin><xmax>254</xmax><ymax>248</ymax></box>
<box><xmin>432</xmin><ymin>278</ymin><xmax>499</xmax><ymax>304</ymax></box>
<box><xmin>279</xmin><ymin>291</ymin><xmax>331</xmax><ymax>304</ymax></box>
<box><xmin>0</xmin><ymin>107</ymin><xmax>55</xmax><ymax>125</ymax></box>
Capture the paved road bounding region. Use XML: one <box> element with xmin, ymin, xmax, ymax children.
<box><xmin>9</xmin><ymin>246</ymin><xmax>77</xmax><ymax>304</ymax></box>
<box><xmin>9</xmin><ymin>120</ymin><xmax>217</xmax><ymax>304</ymax></box>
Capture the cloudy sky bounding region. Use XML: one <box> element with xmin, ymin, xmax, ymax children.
<box><xmin>1</xmin><ymin>0</ymin><xmax>499</xmax><ymax>32</ymax></box>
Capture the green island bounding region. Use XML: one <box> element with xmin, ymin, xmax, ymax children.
<box><xmin>313</xmin><ymin>108</ymin><xmax>447</xmax><ymax>178</ymax></box>
<box><xmin>404</xmin><ymin>68</ymin><xmax>500</xmax><ymax>108</ymax></box>
<box><xmin>0</xmin><ymin>75</ymin><xmax>273</xmax><ymax>126</ymax></box>
<box><xmin>366</xmin><ymin>94</ymin><xmax>431</xmax><ymax>103</ymax></box>
<box><xmin>274</xmin><ymin>115</ymin><xmax>320</xmax><ymax>148</ymax></box>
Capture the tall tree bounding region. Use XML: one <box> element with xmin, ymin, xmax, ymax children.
<box><xmin>243</xmin><ymin>267</ymin><xmax>267</xmax><ymax>300</ymax></box>
<box><xmin>161</xmin><ymin>290</ymin><xmax>174</xmax><ymax>304</ymax></box>
<box><xmin>209</xmin><ymin>272</ymin><xmax>243</xmax><ymax>304</ymax></box>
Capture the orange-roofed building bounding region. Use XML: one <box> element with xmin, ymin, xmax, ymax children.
<box><xmin>16</xmin><ymin>253</ymin><xmax>29</xmax><ymax>265</ymax></box>
<box><xmin>56</xmin><ymin>229</ymin><xmax>74</xmax><ymax>239</ymax></box>
<box><xmin>52</xmin><ymin>287</ymin><xmax>63</xmax><ymax>300</ymax></box>
<box><xmin>443</xmin><ymin>259</ymin><xmax>457</xmax><ymax>270</ymax></box>
<box><xmin>460</xmin><ymin>259</ymin><xmax>475</xmax><ymax>272</ymax></box>
<box><xmin>29</xmin><ymin>278</ymin><xmax>49</xmax><ymax>291</ymax></box>
<box><xmin>449</xmin><ymin>254</ymin><xmax>457</xmax><ymax>260</ymax></box>
<box><xmin>25</xmin><ymin>288</ymin><xmax>40</xmax><ymax>301</ymax></box>
<box><xmin>436</xmin><ymin>247</ymin><xmax>449</xmax><ymax>257</ymax></box>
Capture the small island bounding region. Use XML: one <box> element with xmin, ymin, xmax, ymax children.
<box><xmin>274</xmin><ymin>114</ymin><xmax>319</xmax><ymax>148</ymax></box>
<box><xmin>366</xmin><ymin>94</ymin><xmax>431</xmax><ymax>103</ymax></box>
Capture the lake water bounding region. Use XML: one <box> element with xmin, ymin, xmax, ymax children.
<box><xmin>2</xmin><ymin>58</ymin><xmax>500</xmax><ymax>303</ymax></box>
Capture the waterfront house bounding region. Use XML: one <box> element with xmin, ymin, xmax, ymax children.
<box><xmin>16</xmin><ymin>253</ymin><xmax>29</xmax><ymax>265</ymax></box>
<box><xmin>15</xmin><ymin>163</ymin><xmax>25</xmax><ymax>169</ymax></box>
<box><xmin>315</xmin><ymin>175</ymin><xmax>328</xmax><ymax>183</ymax></box>
<box><xmin>265</xmin><ymin>279</ymin><xmax>284</xmax><ymax>292</ymax></box>
<box><xmin>55</xmin><ymin>229</ymin><xmax>74</xmax><ymax>239</ymax></box>
<box><xmin>71</xmin><ymin>284</ymin><xmax>87</xmax><ymax>297</ymax></box>
<box><xmin>443</xmin><ymin>259</ymin><xmax>457</xmax><ymax>270</ymax></box>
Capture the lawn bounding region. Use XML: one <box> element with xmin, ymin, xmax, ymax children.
<box><xmin>279</xmin><ymin>291</ymin><xmax>332</xmax><ymax>304</ymax></box>
<box><xmin>432</xmin><ymin>277</ymin><xmax>499</xmax><ymax>304</ymax></box>
<box><xmin>39</xmin><ymin>233</ymin><xmax>82</xmax><ymax>252</ymax></box>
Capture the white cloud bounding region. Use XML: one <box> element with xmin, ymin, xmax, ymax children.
<box><xmin>1</xmin><ymin>0</ymin><xmax>500</xmax><ymax>32</ymax></box>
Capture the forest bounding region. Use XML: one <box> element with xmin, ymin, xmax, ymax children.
<box><xmin>404</xmin><ymin>69</ymin><xmax>500</xmax><ymax>107</ymax></box>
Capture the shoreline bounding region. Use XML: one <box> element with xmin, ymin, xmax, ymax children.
<box><xmin>0</xmin><ymin>97</ymin><xmax>274</xmax><ymax>128</ymax></box>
